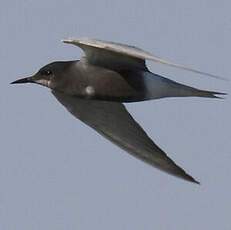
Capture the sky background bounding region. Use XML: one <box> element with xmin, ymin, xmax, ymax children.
<box><xmin>1</xmin><ymin>0</ymin><xmax>231</xmax><ymax>229</ymax></box>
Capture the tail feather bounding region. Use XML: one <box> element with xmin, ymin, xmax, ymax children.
<box><xmin>194</xmin><ymin>89</ymin><xmax>227</xmax><ymax>99</ymax></box>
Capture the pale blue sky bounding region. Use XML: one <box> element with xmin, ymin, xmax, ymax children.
<box><xmin>1</xmin><ymin>0</ymin><xmax>231</xmax><ymax>229</ymax></box>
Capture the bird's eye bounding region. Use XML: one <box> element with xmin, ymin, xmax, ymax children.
<box><xmin>41</xmin><ymin>70</ymin><xmax>52</xmax><ymax>75</ymax></box>
<box><xmin>44</xmin><ymin>70</ymin><xmax>52</xmax><ymax>75</ymax></box>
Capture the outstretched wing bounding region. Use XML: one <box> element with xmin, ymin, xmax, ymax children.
<box><xmin>53</xmin><ymin>91</ymin><xmax>199</xmax><ymax>184</ymax></box>
<box><xmin>62</xmin><ymin>37</ymin><xmax>225</xmax><ymax>80</ymax></box>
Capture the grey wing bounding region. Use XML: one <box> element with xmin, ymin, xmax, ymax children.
<box><xmin>62</xmin><ymin>37</ymin><xmax>224</xmax><ymax>80</ymax></box>
<box><xmin>52</xmin><ymin>91</ymin><xmax>199</xmax><ymax>184</ymax></box>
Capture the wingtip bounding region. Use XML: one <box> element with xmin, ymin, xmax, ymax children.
<box><xmin>149</xmin><ymin>56</ymin><xmax>228</xmax><ymax>81</ymax></box>
<box><xmin>61</xmin><ymin>38</ymin><xmax>74</xmax><ymax>44</ymax></box>
<box><xmin>190</xmin><ymin>177</ymin><xmax>200</xmax><ymax>185</ymax></box>
<box><xmin>61</xmin><ymin>37</ymin><xmax>91</xmax><ymax>44</ymax></box>
<box><xmin>182</xmin><ymin>172</ymin><xmax>200</xmax><ymax>185</ymax></box>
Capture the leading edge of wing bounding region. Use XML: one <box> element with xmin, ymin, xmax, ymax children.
<box><xmin>62</xmin><ymin>37</ymin><xmax>226</xmax><ymax>81</ymax></box>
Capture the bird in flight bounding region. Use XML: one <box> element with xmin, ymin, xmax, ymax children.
<box><xmin>11</xmin><ymin>38</ymin><xmax>225</xmax><ymax>184</ymax></box>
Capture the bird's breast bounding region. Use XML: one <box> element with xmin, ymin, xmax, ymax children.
<box><xmin>67</xmin><ymin>61</ymin><xmax>147</xmax><ymax>102</ymax></box>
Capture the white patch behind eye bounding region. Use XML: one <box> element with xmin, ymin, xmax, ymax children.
<box><xmin>85</xmin><ymin>86</ymin><xmax>95</xmax><ymax>96</ymax></box>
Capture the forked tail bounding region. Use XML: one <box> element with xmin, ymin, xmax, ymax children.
<box><xmin>193</xmin><ymin>89</ymin><xmax>227</xmax><ymax>99</ymax></box>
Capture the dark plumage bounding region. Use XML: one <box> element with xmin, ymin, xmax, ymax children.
<box><xmin>11</xmin><ymin>38</ymin><xmax>226</xmax><ymax>184</ymax></box>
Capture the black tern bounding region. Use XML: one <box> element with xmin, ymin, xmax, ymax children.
<box><xmin>12</xmin><ymin>38</ymin><xmax>226</xmax><ymax>184</ymax></box>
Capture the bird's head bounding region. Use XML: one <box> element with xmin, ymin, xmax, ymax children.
<box><xmin>11</xmin><ymin>61</ymin><xmax>75</xmax><ymax>90</ymax></box>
